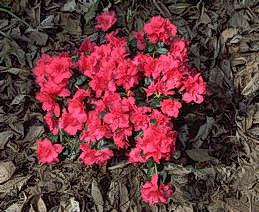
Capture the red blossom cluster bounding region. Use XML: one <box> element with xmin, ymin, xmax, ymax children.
<box><xmin>34</xmin><ymin>11</ymin><xmax>206</xmax><ymax>205</ymax></box>
<box><xmin>141</xmin><ymin>174</ymin><xmax>173</xmax><ymax>205</ymax></box>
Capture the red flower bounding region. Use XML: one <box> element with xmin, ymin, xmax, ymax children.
<box><xmin>145</xmin><ymin>81</ymin><xmax>174</xmax><ymax>97</ymax></box>
<box><xmin>128</xmin><ymin>147</ymin><xmax>146</xmax><ymax>163</ymax></box>
<box><xmin>36</xmin><ymin>91</ymin><xmax>60</xmax><ymax>117</ymax></box>
<box><xmin>130</xmin><ymin>106</ymin><xmax>151</xmax><ymax>131</ymax></box>
<box><xmin>80</xmin><ymin>143</ymin><xmax>113</xmax><ymax>165</ymax></box>
<box><xmin>160</xmin><ymin>99</ymin><xmax>182</xmax><ymax>118</ymax></box>
<box><xmin>180</xmin><ymin>74</ymin><xmax>206</xmax><ymax>104</ymax></box>
<box><xmin>113</xmin><ymin>127</ymin><xmax>132</xmax><ymax>149</ymax></box>
<box><xmin>133</xmin><ymin>30</ymin><xmax>146</xmax><ymax>50</ymax></box>
<box><xmin>133</xmin><ymin>54</ymin><xmax>157</xmax><ymax>78</ymax></box>
<box><xmin>96</xmin><ymin>11</ymin><xmax>117</xmax><ymax>32</ymax></box>
<box><xmin>141</xmin><ymin>174</ymin><xmax>173</xmax><ymax>205</ymax></box>
<box><xmin>94</xmin><ymin>148</ymin><xmax>114</xmax><ymax>165</ymax></box>
<box><xmin>80</xmin><ymin>111</ymin><xmax>112</xmax><ymax>142</ymax></box>
<box><xmin>151</xmin><ymin>109</ymin><xmax>171</xmax><ymax>129</ymax></box>
<box><xmin>144</xmin><ymin>16</ymin><xmax>177</xmax><ymax>43</ymax></box>
<box><xmin>78</xmin><ymin>38</ymin><xmax>96</xmax><ymax>54</ymax></box>
<box><xmin>89</xmin><ymin>73</ymin><xmax>116</xmax><ymax>98</ymax></box>
<box><xmin>134</xmin><ymin>125</ymin><xmax>176</xmax><ymax>163</ymax></box>
<box><xmin>170</xmin><ymin>39</ymin><xmax>188</xmax><ymax>62</ymax></box>
<box><xmin>37</xmin><ymin>138</ymin><xmax>63</xmax><ymax>164</ymax></box>
<box><xmin>114</xmin><ymin>59</ymin><xmax>139</xmax><ymax>91</ymax></box>
<box><xmin>79</xmin><ymin>143</ymin><xmax>96</xmax><ymax>165</ymax></box>
<box><xmin>44</xmin><ymin>112</ymin><xmax>58</xmax><ymax>135</ymax></box>
<box><xmin>59</xmin><ymin>109</ymin><xmax>86</xmax><ymax>135</ymax></box>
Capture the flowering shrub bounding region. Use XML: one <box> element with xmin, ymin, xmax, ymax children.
<box><xmin>33</xmin><ymin>11</ymin><xmax>206</xmax><ymax>205</ymax></box>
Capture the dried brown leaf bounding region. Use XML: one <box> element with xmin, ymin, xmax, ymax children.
<box><xmin>186</xmin><ymin>149</ymin><xmax>216</xmax><ymax>162</ymax></box>
<box><xmin>108</xmin><ymin>181</ymin><xmax>119</xmax><ymax>205</ymax></box>
<box><xmin>91</xmin><ymin>179</ymin><xmax>104</xmax><ymax>211</ymax></box>
<box><xmin>36</xmin><ymin>196</ymin><xmax>47</xmax><ymax>212</ymax></box>
<box><xmin>242</xmin><ymin>72</ymin><xmax>259</xmax><ymax>96</ymax></box>
<box><xmin>0</xmin><ymin>130</ymin><xmax>14</xmax><ymax>149</ymax></box>
<box><xmin>0</xmin><ymin>175</ymin><xmax>30</xmax><ymax>193</ymax></box>
<box><xmin>11</xmin><ymin>95</ymin><xmax>26</xmax><ymax>105</ymax></box>
<box><xmin>23</xmin><ymin>125</ymin><xmax>44</xmax><ymax>142</ymax></box>
<box><xmin>221</xmin><ymin>28</ymin><xmax>238</xmax><ymax>49</ymax></box>
<box><xmin>28</xmin><ymin>31</ymin><xmax>48</xmax><ymax>46</ymax></box>
<box><xmin>61</xmin><ymin>0</ymin><xmax>76</xmax><ymax>12</ymax></box>
<box><xmin>63</xmin><ymin>197</ymin><xmax>80</xmax><ymax>212</ymax></box>
<box><xmin>119</xmin><ymin>183</ymin><xmax>130</xmax><ymax>212</ymax></box>
<box><xmin>0</xmin><ymin>161</ymin><xmax>16</xmax><ymax>184</ymax></box>
<box><xmin>5</xmin><ymin>203</ymin><xmax>22</xmax><ymax>212</ymax></box>
<box><xmin>192</xmin><ymin>117</ymin><xmax>215</xmax><ymax>148</ymax></box>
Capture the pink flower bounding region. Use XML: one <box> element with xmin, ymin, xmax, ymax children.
<box><xmin>78</xmin><ymin>38</ymin><xmax>96</xmax><ymax>54</ymax></box>
<box><xmin>135</xmin><ymin>125</ymin><xmax>177</xmax><ymax>163</ymax></box>
<box><xmin>94</xmin><ymin>148</ymin><xmax>114</xmax><ymax>165</ymax></box>
<box><xmin>44</xmin><ymin>112</ymin><xmax>58</xmax><ymax>135</ymax></box>
<box><xmin>59</xmin><ymin>109</ymin><xmax>86</xmax><ymax>135</ymax></box>
<box><xmin>144</xmin><ymin>16</ymin><xmax>177</xmax><ymax>43</ymax></box>
<box><xmin>80</xmin><ymin>143</ymin><xmax>113</xmax><ymax>165</ymax></box>
<box><xmin>170</xmin><ymin>39</ymin><xmax>188</xmax><ymax>62</ymax></box>
<box><xmin>160</xmin><ymin>99</ymin><xmax>182</xmax><ymax>118</ymax></box>
<box><xmin>36</xmin><ymin>92</ymin><xmax>60</xmax><ymax>117</ymax></box>
<box><xmin>96</xmin><ymin>11</ymin><xmax>117</xmax><ymax>32</ymax></box>
<box><xmin>181</xmin><ymin>74</ymin><xmax>206</xmax><ymax>104</ymax></box>
<box><xmin>128</xmin><ymin>147</ymin><xmax>146</xmax><ymax>163</ymax></box>
<box><xmin>141</xmin><ymin>174</ymin><xmax>173</xmax><ymax>205</ymax></box>
<box><xmin>37</xmin><ymin>138</ymin><xmax>63</xmax><ymax>164</ymax></box>
<box><xmin>133</xmin><ymin>30</ymin><xmax>146</xmax><ymax>50</ymax></box>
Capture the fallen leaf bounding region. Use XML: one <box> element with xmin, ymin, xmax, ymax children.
<box><xmin>0</xmin><ymin>161</ymin><xmax>16</xmax><ymax>184</ymax></box>
<box><xmin>63</xmin><ymin>197</ymin><xmax>80</xmax><ymax>212</ymax></box>
<box><xmin>108</xmin><ymin>181</ymin><xmax>119</xmax><ymax>206</ymax></box>
<box><xmin>229</xmin><ymin>12</ymin><xmax>250</xmax><ymax>30</ymax></box>
<box><xmin>23</xmin><ymin>125</ymin><xmax>44</xmax><ymax>142</ymax></box>
<box><xmin>62</xmin><ymin>0</ymin><xmax>76</xmax><ymax>12</ymax></box>
<box><xmin>80</xmin><ymin>0</ymin><xmax>99</xmax><ymax>25</ymax></box>
<box><xmin>5</xmin><ymin>203</ymin><xmax>22</xmax><ymax>212</ymax></box>
<box><xmin>91</xmin><ymin>179</ymin><xmax>104</xmax><ymax>211</ymax></box>
<box><xmin>119</xmin><ymin>183</ymin><xmax>130</xmax><ymax>212</ymax></box>
<box><xmin>0</xmin><ymin>130</ymin><xmax>14</xmax><ymax>149</ymax></box>
<box><xmin>28</xmin><ymin>31</ymin><xmax>48</xmax><ymax>46</ymax></box>
<box><xmin>11</xmin><ymin>95</ymin><xmax>26</xmax><ymax>105</ymax></box>
<box><xmin>36</xmin><ymin>196</ymin><xmax>47</xmax><ymax>212</ymax></box>
<box><xmin>242</xmin><ymin>72</ymin><xmax>259</xmax><ymax>96</ymax></box>
<box><xmin>0</xmin><ymin>175</ymin><xmax>30</xmax><ymax>193</ymax></box>
<box><xmin>186</xmin><ymin>149</ymin><xmax>216</xmax><ymax>162</ymax></box>
<box><xmin>221</xmin><ymin>28</ymin><xmax>238</xmax><ymax>48</ymax></box>
<box><xmin>192</xmin><ymin>116</ymin><xmax>215</xmax><ymax>148</ymax></box>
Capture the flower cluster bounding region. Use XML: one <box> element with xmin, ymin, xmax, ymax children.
<box><xmin>33</xmin><ymin>11</ymin><xmax>206</xmax><ymax>205</ymax></box>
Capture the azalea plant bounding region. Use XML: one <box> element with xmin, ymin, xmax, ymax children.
<box><xmin>33</xmin><ymin>10</ymin><xmax>206</xmax><ymax>205</ymax></box>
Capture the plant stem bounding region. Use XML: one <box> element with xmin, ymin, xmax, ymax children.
<box><xmin>59</xmin><ymin>129</ymin><xmax>63</xmax><ymax>143</ymax></box>
<box><xmin>154</xmin><ymin>163</ymin><xmax>158</xmax><ymax>174</ymax></box>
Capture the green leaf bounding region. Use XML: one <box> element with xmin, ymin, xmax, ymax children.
<box><xmin>75</xmin><ymin>75</ymin><xmax>87</xmax><ymax>86</ymax></box>
<box><xmin>157</xmin><ymin>42</ymin><xmax>164</xmax><ymax>48</ymax></box>
<box><xmin>146</xmin><ymin>44</ymin><xmax>154</xmax><ymax>53</ymax></box>
<box><xmin>97</xmin><ymin>139</ymin><xmax>107</xmax><ymax>149</ymax></box>
<box><xmin>157</xmin><ymin>48</ymin><xmax>168</xmax><ymax>54</ymax></box>
<box><xmin>147</xmin><ymin>167</ymin><xmax>156</xmax><ymax>178</ymax></box>
<box><xmin>146</xmin><ymin>158</ymin><xmax>154</xmax><ymax>168</ymax></box>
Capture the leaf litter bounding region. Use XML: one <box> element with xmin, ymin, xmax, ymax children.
<box><xmin>0</xmin><ymin>0</ymin><xmax>259</xmax><ymax>211</ymax></box>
